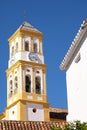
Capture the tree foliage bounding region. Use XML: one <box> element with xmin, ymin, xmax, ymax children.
<box><xmin>51</xmin><ymin>121</ymin><xmax>87</xmax><ymax>130</ymax></box>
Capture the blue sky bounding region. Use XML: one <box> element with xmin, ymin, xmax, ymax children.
<box><xmin>0</xmin><ymin>0</ymin><xmax>87</xmax><ymax>113</ymax></box>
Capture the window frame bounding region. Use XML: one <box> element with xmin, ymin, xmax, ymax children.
<box><xmin>33</xmin><ymin>42</ymin><xmax>37</xmax><ymax>53</ymax></box>
<box><xmin>15</xmin><ymin>42</ymin><xmax>18</xmax><ymax>53</ymax></box>
<box><xmin>12</xmin><ymin>46</ymin><xmax>14</xmax><ymax>57</ymax></box>
<box><xmin>9</xmin><ymin>80</ymin><xmax>13</xmax><ymax>98</ymax></box>
<box><xmin>14</xmin><ymin>76</ymin><xmax>18</xmax><ymax>94</ymax></box>
<box><xmin>25</xmin><ymin>75</ymin><xmax>31</xmax><ymax>92</ymax></box>
<box><xmin>35</xmin><ymin>76</ymin><xmax>41</xmax><ymax>94</ymax></box>
<box><xmin>25</xmin><ymin>41</ymin><xmax>29</xmax><ymax>51</ymax></box>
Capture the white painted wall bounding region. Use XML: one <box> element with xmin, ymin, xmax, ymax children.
<box><xmin>26</xmin><ymin>103</ymin><xmax>44</xmax><ymax>121</ymax></box>
<box><xmin>9</xmin><ymin>105</ymin><xmax>17</xmax><ymax>120</ymax></box>
<box><xmin>8</xmin><ymin>52</ymin><xmax>44</xmax><ymax>67</ymax></box>
<box><xmin>66</xmin><ymin>37</ymin><xmax>87</xmax><ymax>122</ymax></box>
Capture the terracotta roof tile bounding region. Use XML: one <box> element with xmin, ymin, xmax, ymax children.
<box><xmin>0</xmin><ymin>120</ymin><xmax>66</xmax><ymax>130</ymax></box>
<box><xmin>50</xmin><ymin>107</ymin><xmax>68</xmax><ymax>113</ymax></box>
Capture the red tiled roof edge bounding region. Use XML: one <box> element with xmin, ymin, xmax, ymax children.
<box><xmin>0</xmin><ymin>120</ymin><xmax>67</xmax><ymax>130</ymax></box>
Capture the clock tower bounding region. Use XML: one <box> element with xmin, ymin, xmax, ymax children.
<box><xmin>5</xmin><ymin>21</ymin><xmax>49</xmax><ymax>121</ymax></box>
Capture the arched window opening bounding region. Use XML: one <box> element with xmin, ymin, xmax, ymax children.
<box><xmin>25</xmin><ymin>75</ymin><xmax>31</xmax><ymax>92</ymax></box>
<box><xmin>35</xmin><ymin>76</ymin><xmax>41</xmax><ymax>94</ymax></box>
<box><xmin>12</xmin><ymin>46</ymin><xmax>14</xmax><ymax>57</ymax></box>
<box><xmin>33</xmin><ymin>43</ymin><xmax>37</xmax><ymax>53</ymax></box>
<box><xmin>16</xmin><ymin>42</ymin><xmax>18</xmax><ymax>53</ymax></box>
<box><xmin>25</xmin><ymin>41</ymin><xmax>29</xmax><ymax>51</ymax></box>
<box><xmin>14</xmin><ymin>76</ymin><xmax>18</xmax><ymax>94</ymax></box>
<box><xmin>9</xmin><ymin>80</ymin><xmax>13</xmax><ymax>98</ymax></box>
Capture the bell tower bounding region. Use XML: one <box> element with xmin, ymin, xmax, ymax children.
<box><xmin>6</xmin><ymin>22</ymin><xmax>49</xmax><ymax>121</ymax></box>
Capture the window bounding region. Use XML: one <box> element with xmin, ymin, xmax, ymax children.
<box><xmin>35</xmin><ymin>76</ymin><xmax>41</xmax><ymax>94</ymax></box>
<box><xmin>14</xmin><ymin>76</ymin><xmax>18</xmax><ymax>94</ymax></box>
<box><xmin>32</xmin><ymin>108</ymin><xmax>37</xmax><ymax>113</ymax></box>
<box><xmin>12</xmin><ymin>46</ymin><xmax>14</xmax><ymax>57</ymax></box>
<box><xmin>36</xmin><ymin>71</ymin><xmax>40</xmax><ymax>74</ymax></box>
<box><xmin>27</xmin><ymin>69</ymin><xmax>30</xmax><ymax>72</ymax></box>
<box><xmin>9</xmin><ymin>80</ymin><xmax>13</xmax><ymax>97</ymax></box>
<box><xmin>16</xmin><ymin>42</ymin><xmax>18</xmax><ymax>53</ymax></box>
<box><xmin>12</xmin><ymin>111</ymin><xmax>15</xmax><ymax>115</ymax></box>
<box><xmin>25</xmin><ymin>75</ymin><xmax>31</xmax><ymax>92</ymax></box>
<box><xmin>33</xmin><ymin>43</ymin><xmax>37</xmax><ymax>53</ymax></box>
<box><xmin>25</xmin><ymin>41</ymin><xmax>29</xmax><ymax>51</ymax></box>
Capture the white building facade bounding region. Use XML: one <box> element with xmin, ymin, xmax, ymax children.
<box><xmin>60</xmin><ymin>19</ymin><xmax>87</xmax><ymax>122</ymax></box>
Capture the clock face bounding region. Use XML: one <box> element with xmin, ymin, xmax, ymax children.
<box><xmin>29</xmin><ymin>52</ymin><xmax>37</xmax><ymax>61</ymax></box>
<box><xmin>29</xmin><ymin>52</ymin><xmax>42</xmax><ymax>63</ymax></box>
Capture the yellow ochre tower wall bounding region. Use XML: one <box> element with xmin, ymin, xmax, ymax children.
<box><xmin>1</xmin><ymin>22</ymin><xmax>50</xmax><ymax>121</ymax></box>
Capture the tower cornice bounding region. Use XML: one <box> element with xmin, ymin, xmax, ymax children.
<box><xmin>6</xmin><ymin>60</ymin><xmax>46</xmax><ymax>74</ymax></box>
<box><xmin>6</xmin><ymin>98</ymin><xmax>49</xmax><ymax>110</ymax></box>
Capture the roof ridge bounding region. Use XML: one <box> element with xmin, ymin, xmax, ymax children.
<box><xmin>19</xmin><ymin>21</ymin><xmax>42</xmax><ymax>34</ymax></box>
<box><xmin>22</xmin><ymin>21</ymin><xmax>34</xmax><ymax>28</ymax></box>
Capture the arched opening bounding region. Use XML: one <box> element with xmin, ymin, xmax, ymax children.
<box><xmin>9</xmin><ymin>80</ymin><xmax>13</xmax><ymax>97</ymax></box>
<box><xmin>16</xmin><ymin>42</ymin><xmax>18</xmax><ymax>53</ymax></box>
<box><xmin>33</xmin><ymin>43</ymin><xmax>37</xmax><ymax>53</ymax></box>
<box><xmin>25</xmin><ymin>75</ymin><xmax>31</xmax><ymax>92</ymax></box>
<box><xmin>12</xmin><ymin>46</ymin><xmax>14</xmax><ymax>57</ymax></box>
<box><xmin>25</xmin><ymin>41</ymin><xmax>29</xmax><ymax>51</ymax></box>
<box><xmin>35</xmin><ymin>76</ymin><xmax>41</xmax><ymax>94</ymax></box>
<box><xmin>14</xmin><ymin>76</ymin><xmax>18</xmax><ymax>94</ymax></box>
